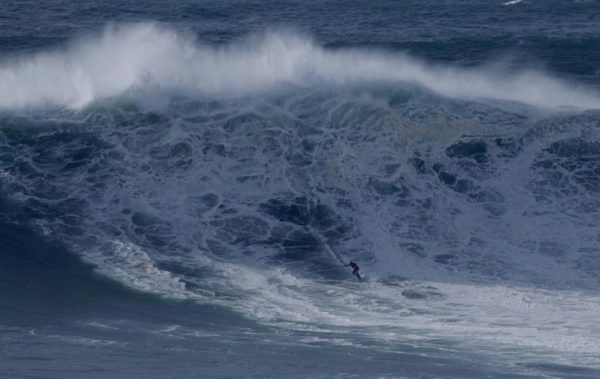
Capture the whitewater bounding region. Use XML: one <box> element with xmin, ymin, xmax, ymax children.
<box><xmin>2</xmin><ymin>3</ymin><xmax>600</xmax><ymax>378</ymax></box>
<box><xmin>2</xmin><ymin>23</ymin><xmax>600</xmax><ymax>110</ymax></box>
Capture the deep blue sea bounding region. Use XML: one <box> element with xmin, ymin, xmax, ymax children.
<box><xmin>2</xmin><ymin>1</ymin><xmax>600</xmax><ymax>378</ymax></box>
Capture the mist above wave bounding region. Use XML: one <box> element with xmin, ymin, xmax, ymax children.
<box><xmin>0</xmin><ymin>22</ymin><xmax>599</xmax><ymax>110</ymax></box>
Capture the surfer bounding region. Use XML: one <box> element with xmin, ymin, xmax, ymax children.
<box><xmin>344</xmin><ymin>261</ymin><xmax>361</xmax><ymax>279</ymax></box>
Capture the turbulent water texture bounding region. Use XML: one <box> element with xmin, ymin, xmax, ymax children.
<box><xmin>2</xmin><ymin>1</ymin><xmax>600</xmax><ymax>378</ymax></box>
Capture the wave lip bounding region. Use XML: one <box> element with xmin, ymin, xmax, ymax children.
<box><xmin>0</xmin><ymin>22</ymin><xmax>599</xmax><ymax>110</ymax></box>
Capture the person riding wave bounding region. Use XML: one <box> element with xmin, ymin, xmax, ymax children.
<box><xmin>344</xmin><ymin>261</ymin><xmax>361</xmax><ymax>279</ymax></box>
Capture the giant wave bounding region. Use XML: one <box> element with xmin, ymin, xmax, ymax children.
<box><xmin>1</xmin><ymin>22</ymin><xmax>600</xmax><ymax>367</ymax></box>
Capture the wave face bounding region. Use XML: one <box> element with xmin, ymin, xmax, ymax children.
<box><xmin>2</xmin><ymin>22</ymin><xmax>600</xmax><ymax>373</ymax></box>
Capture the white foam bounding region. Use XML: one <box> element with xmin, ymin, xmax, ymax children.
<box><xmin>503</xmin><ymin>0</ymin><xmax>524</xmax><ymax>5</ymax></box>
<box><xmin>48</xmin><ymin>334</ymin><xmax>125</xmax><ymax>347</ymax></box>
<box><xmin>0</xmin><ymin>22</ymin><xmax>598</xmax><ymax>110</ymax></box>
<box><xmin>88</xmin><ymin>240</ymin><xmax>208</xmax><ymax>300</ymax></box>
<box><xmin>212</xmin><ymin>263</ymin><xmax>341</xmax><ymax>323</ymax></box>
<box><xmin>197</xmin><ymin>236</ymin><xmax>600</xmax><ymax>360</ymax></box>
<box><xmin>224</xmin><ymin>271</ymin><xmax>600</xmax><ymax>366</ymax></box>
<box><xmin>85</xmin><ymin>321</ymin><xmax>119</xmax><ymax>330</ymax></box>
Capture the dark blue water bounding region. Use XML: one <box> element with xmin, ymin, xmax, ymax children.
<box><xmin>2</xmin><ymin>1</ymin><xmax>600</xmax><ymax>378</ymax></box>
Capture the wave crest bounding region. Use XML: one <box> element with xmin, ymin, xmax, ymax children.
<box><xmin>0</xmin><ymin>22</ymin><xmax>599</xmax><ymax>110</ymax></box>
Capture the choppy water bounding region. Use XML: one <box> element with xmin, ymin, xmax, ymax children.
<box><xmin>2</xmin><ymin>1</ymin><xmax>600</xmax><ymax>378</ymax></box>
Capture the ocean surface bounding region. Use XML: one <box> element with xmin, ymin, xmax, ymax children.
<box><xmin>2</xmin><ymin>1</ymin><xmax>600</xmax><ymax>378</ymax></box>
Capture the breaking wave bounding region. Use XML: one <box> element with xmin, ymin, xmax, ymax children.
<box><xmin>2</xmin><ymin>22</ymin><xmax>600</xmax><ymax>366</ymax></box>
<box><xmin>0</xmin><ymin>22</ymin><xmax>599</xmax><ymax>110</ymax></box>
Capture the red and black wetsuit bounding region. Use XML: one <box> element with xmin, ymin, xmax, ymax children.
<box><xmin>348</xmin><ymin>261</ymin><xmax>360</xmax><ymax>276</ymax></box>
